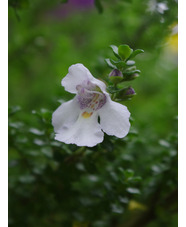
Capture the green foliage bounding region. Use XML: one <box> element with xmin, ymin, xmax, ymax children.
<box><xmin>8</xmin><ymin>0</ymin><xmax>30</xmax><ymax>9</ymax></box>
<box><xmin>8</xmin><ymin>0</ymin><xmax>178</xmax><ymax>226</ymax></box>
<box><xmin>105</xmin><ymin>43</ymin><xmax>143</xmax><ymax>101</ymax></box>
<box><xmin>94</xmin><ymin>0</ymin><xmax>104</xmax><ymax>14</ymax></box>
<box><xmin>9</xmin><ymin>106</ymin><xmax>177</xmax><ymax>226</ymax></box>
<box><xmin>60</xmin><ymin>0</ymin><xmax>68</xmax><ymax>3</ymax></box>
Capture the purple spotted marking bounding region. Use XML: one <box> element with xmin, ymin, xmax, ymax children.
<box><xmin>76</xmin><ymin>80</ymin><xmax>106</xmax><ymax>111</ymax></box>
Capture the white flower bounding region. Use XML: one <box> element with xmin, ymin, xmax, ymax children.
<box><xmin>52</xmin><ymin>63</ymin><xmax>131</xmax><ymax>147</ymax></box>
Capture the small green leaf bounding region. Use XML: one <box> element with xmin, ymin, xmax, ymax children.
<box><xmin>19</xmin><ymin>174</ymin><xmax>35</xmax><ymax>184</ymax></box>
<box><xmin>126</xmin><ymin>187</ymin><xmax>140</xmax><ymax>194</ymax></box>
<box><xmin>159</xmin><ymin>139</ymin><xmax>170</xmax><ymax>148</ymax></box>
<box><xmin>48</xmin><ymin>160</ymin><xmax>59</xmax><ymax>171</ymax></box>
<box><xmin>32</xmin><ymin>108</ymin><xmax>52</xmax><ymax>123</ymax></box>
<box><xmin>118</xmin><ymin>167</ymin><xmax>125</xmax><ymax>174</ymax></box>
<box><xmin>118</xmin><ymin>45</ymin><xmax>133</xmax><ymax>60</ymax></box>
<box><xmin>111</xmin><ymin>204</ymin><xmax>124</xmax><ymax>214</ymax></box>
<box><xmin>29</xmin><ymin>128</ymin><xmax>45</xmax><ymax>135</ymax></box>
<box><xmin>33</xmin><ymin>138</ymin><xmax>45</xmax><ymax>146</ymax></box>
<box><xmin>131</xmin><ymin>176</ymin><xmax>142</xmax><ymax>182</ymax></box>
<box><xmin>124</xmin><ymin>169</ymin><xmax>134</xmax><ymax>178</ymax></box>
<box><xmin>107</xmin><ymin>86</ymin><xmax>122</xmax><ymax>94</ymax></box>
<box><xmin>41</xmin><ymin>147</ymin><xmax>53</xmax><ymax>158</ymax></box>
<box><xmin>105</xmin><ymin>59</ymin><xmax>116</xmax><ymax>69</ymax></box>
<box><xmin>9</xmin><ymin>122</ymin><xmax>24</xmax><ymax>129</ymax></box>
<box><xmin>118</xmin><ymin>196</ymin><xmax>129</xmax><ymax>204</ymax></box>
<box><xmin>124</xmin><ymin>69</ymin><xmax>141</xmax><ymax>75</ymax></box>
<box><xmin>8</xmin><ymin>106</ymin><xmax>21</xmax><ymax>116</ymax></box>
<box><xmin>16</xmin><ymin>135</ymin><xmax>28</xmax><ymax>144</ymax></box>
<box><xmin>126</xmin><ymin>60</ymin><xmax>135</xmax><ymax>66</ymax></box>
<box><xmin>110</xmin><ymin>59</ymin><xmax>127</xmax><ymax>69</ymax></box>
<box><xmin>110</xmin><ymin>45</ymin><xmax>120</xmax><ymax>59</ymax></box>
<box><xmin>128</xmin><ymin>49</ymin><xmax>144</xmax><ymax>60</ymax></box>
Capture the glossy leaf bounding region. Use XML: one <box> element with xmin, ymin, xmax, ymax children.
<box><xmin>124</xmin><ymin>69</ymin><xmax>141</xmax><ymax>75</ymax></box>
<box><xmin>110</xmin><ymin>45</ymin><xmax>120</xmax><ymax>59</ymax></box>
<box><xmin>105</xmin><ymin>58</ymin><xmax>116</xmax><ymax>69</ymax></box>
<box><xmin>126</xmin><ymin>60</ymin><xmax>135</xmax><ymax>66</ymax></box>
<box><xmin>110</xmin><ymin>59</ymin><xmax>127</xmax><ymax>69</ymax></box>
<box><xmin>118</xmin><ymin>44</ymin><xmax>133</xmax><ymax>60</ymax></box>
<box><xmin>128</xmin><ymin>49</ymin><xmax>144</xmax><ymax>60</ymax></box>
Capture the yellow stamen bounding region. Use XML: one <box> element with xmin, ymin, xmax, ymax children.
<box><xmin>82</xmin><ymin>111</ymin><xmax>93</xmax><ymax>118</ymax></box>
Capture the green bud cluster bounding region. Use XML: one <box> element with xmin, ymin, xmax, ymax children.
<box><xmin>105</xmin><ymin>44</ymin><xmax>144</xmax><ymax>101</ymax></box>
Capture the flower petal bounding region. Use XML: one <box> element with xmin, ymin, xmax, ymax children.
<box><xmin>91</xmin><ymin>78</ymin><xmax>107</xmax><ymax>93</ymax></box>
<box><xmin>62</xmin><ymin>63</ymin><xmax>106</xmax><ymax>94</ymax></box>
<box><xmin>55</xmin><ymin>113</ymin><xmax>104</xmax><ymax>147</ymax></box>
<box><xmin>52</xmin><ymin>98</ymin><xmax>80</xmax><ymax>132</ymax></box>
<box><xmin>98</xmin><ymin>96</ymin><xmax>131</xmax><ymax>138</ymax></box>
<box><xmin>62</xmin><ymin>64</ymin><xmax>94</xmax><ymax>94</ymax></box>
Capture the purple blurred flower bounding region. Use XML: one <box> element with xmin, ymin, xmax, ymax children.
<box><xmin>52</xmin><ymin>0</ymin><xmax>94</xmax><ymax>19</ymax></box>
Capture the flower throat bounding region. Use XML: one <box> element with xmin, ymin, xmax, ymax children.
<box><xmin>76</xmin><ymin>81</ymin><xmax>106</xmax><ymax>118</ymax></box>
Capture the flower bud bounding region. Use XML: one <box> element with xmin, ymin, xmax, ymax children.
<box><xmin>109</xmin><ymin>69</ymin><xmax>123</xmax><ymax>84</ymax></box>
<box><xmin>116</xmin><ymin>86</ymin><xmax>136</xmax><ymax>100</ymax></box>
<box><xmin>129</xmin><ymin>73</ymin><xmax>139</xmax><ymax>80</ymax></box>
<box><xmin>109</xmin><ymin>69</ymin><xmax>123</xmax><ymax>78</ymax></box>
<box><xmin>125</xmin><ymin>86</ymin><xmax>136</xmax><ymax>96</ymax></box>
<box><xmin>124</xmin><ymin>73</ymin><xmax>139</xmax><ymax>81</ymax></box>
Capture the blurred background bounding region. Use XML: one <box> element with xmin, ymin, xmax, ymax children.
<box><xmin>8</xmin><ymin>0</ymin><xmax>178</xmax><ymax>226</ymax></box>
